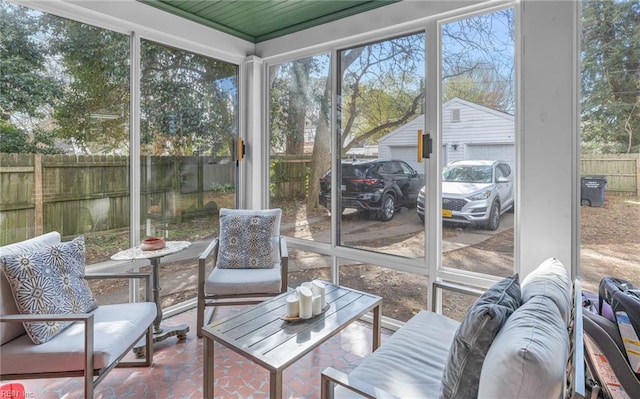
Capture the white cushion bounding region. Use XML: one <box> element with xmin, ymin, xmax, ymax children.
<box><xmin>336</xmin><ymin>310</ymin><xmax>460</xmax><ymax>399</ymax></box>
<box><xmin>0</xmin><ymin>302</ymin><xmax>156</xmax><ymax>374</ymax></box>
<box><xmin>0</xmin><ymin>232</ymin><xmax>61</xmax><ymax>345</ymax></box>
<box><xmin>478</xmin><ymin>295</ymin><xmax>568</xmax><ymax>399</ymax></box>
<box><xmin>206</xmin><ymin>263</ymin><xmax>282</xmax><ymax>296</ymax></box>
<box><xmin>521</xmin><ymin>257</ymin><xmax>571</xmax><ymax>321</ymax></box>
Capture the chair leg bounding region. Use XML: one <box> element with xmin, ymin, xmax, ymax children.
<box><xmin>198</xmin><ymin>305</ymin><xmax>215</xmax><ymax>338</ymax></box>
<box><xmin>145</xmin><ymin>324</ymin><xmax>154</xmax><ymax>366</ymax></box>
<box><xmin>85</xmin><ymin>372</ymin><xmax>94</xmax><ymax>399</ymax></box>
<box><xmin>197</xmin><ymin>296</ymin><xmax>205</xmax><ymax>338</ymax></box>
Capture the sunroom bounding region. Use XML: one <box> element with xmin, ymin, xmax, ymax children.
<box><xmin>1</xmin><ymin>0</ymin><xmax>638</xmax><ymax>398</ymax></box>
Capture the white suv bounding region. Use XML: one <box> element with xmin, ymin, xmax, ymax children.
<box><xmin>417</xmin><ymin>160</ymin><xmax>514</xmax><ymax>230</ymax></box>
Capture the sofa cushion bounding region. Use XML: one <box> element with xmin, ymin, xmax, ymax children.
<box><xmin>1</xmin><ymin>236</ymin><xmax>97</xmax><ymax>344</ymax></box>
<box><xmin>440</xmin><ymin>274</ymin><xmax>522</xmax><ymax>399</ymax></box>
<box><xmin>521</xmin><ymin>257</ymin><xmax>571</xmax><ymax>321</ymax></box>
<box><xmin>0</xmin><ymin>302</ymin><xmax>156</xmax><ymax>374</ymax></box>
<box><xmin>0</xmin><ymin>232</ymin><xmax>61</xmax><ymax>345</ymax></box>
<box><xmin>216</xmin><ymin>208</ymin><xmax>280</xmax><ymax>269</ymax></box>
<box><xmin>478</xmin><ymin>294</ymin><xmax>569</xmax><ymax>399</ymax></box>
<box><xmin>336</xmin><ymin>310</ymin><xmax>460</xmax><ymax>399</ymax></box>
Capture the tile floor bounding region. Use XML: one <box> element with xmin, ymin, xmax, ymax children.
<box><xmin>3</xmin><ymin>305</ymin><xmax>391</xmax><ymax>399</ymax></box>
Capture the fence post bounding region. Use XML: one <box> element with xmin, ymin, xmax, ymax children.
<box><xmin>636</xmin><ymin>154</ymin><xmax>640</xmax><ymax>196</ymax></box>
<box><xmin>34</xmin><ymin>154</ymin><xmax>44</xmax><ymax>236</ymax></box>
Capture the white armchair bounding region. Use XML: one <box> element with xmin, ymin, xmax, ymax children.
<box><xmin>196</xmin><ymin>208</ymin><xmax>288</xmax><ymax>337</ymax></box>
<box><xmin>0</xmin><ymin>232</ymin><xmax>156</xmax><ymax>399</ymax></box>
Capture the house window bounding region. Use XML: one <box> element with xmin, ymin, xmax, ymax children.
<box><xmin>452</xmin><ymin>108</ymin><xmax>461</xmax><ymax>122</ymax></box>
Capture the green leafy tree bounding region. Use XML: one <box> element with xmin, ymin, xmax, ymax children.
<box><xmin>270</xmin><ymin>57</ymin><xmax>327</xmax><ymax>155</ymax></box>
<box><xmin>0</xmin><ymin>1</ymin><xmax>62</xmax><ymax>151</ymax></box>
<box><xmin>443</xmin><ymin>68</ymin><xmax>512</xmax><ymax>112</ymax></box>
<box><xmin>581</xmin><ymin>0</ymin><xmax>640</xmax><ymax>154</ymax></box>
<box><xmin>45</xmin><ymin>15</ymin><xmax>130</xmax><ymax>154</ymax></box>
<box><xmin>0</xmin><ymin>120</ymin><xmax>60</xmax><ymax>154</ymax></box>
<box><xmin>340</xmin><ymin>35</ymin><xmax>425</xmax><ymax>154</ymax></box>
<box><xmin>140</xmin><ymin>42</ymin><xmax>238</xmax><ymax>156</ymax></box>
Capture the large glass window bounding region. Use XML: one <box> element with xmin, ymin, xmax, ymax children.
<box><xmin>337</xmin><ymin>32</ymin><xmax>426</xmax><ymax>258</ymax></box>
<box><xmin>139</xmin><ymin>39</ymin><xmax>239</xmax><ymax>307</ymax></box>
<box><xmin>0</xmin><ymin>1</ymin><xmax>131</xmax><ymax>262</ymax></box>
<box><xmin>439</xmin><ymin>8</ymin><xmax>516</xmax><ymax>278</ymax></box>
<box><xmin>269</xmin><ymin>54</ymin><xmax>333</xmax><ymax>284</ymax></box>
<box><xmin>334</xmin><ymin>33</ymin><xmax>427</xmax><ymax>322</ymax></box>
<box><xmin>0</xmin><ymin>1</ymin><xmax>239</xmax><ymax>309</ymax></box>
<box><xmin>580</xmin><ymin>0</ymin><xmax>640</xmax><ymax>294</ymax></box>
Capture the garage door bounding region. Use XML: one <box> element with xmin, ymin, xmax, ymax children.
<box><xmin>387</xmin><ymin>146</ymin><xmax>421</xmax><ymax>171</ymax></box>
<box><xmin>466</xmin><ymin>144</ymin><xmax>515</xmax><ymax>171</ymax></box>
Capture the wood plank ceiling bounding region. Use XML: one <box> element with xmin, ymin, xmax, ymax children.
<box><xmin>140</xmin><ymin>0</ymin><xmax>399</xmax><ymax>43</ymax></box>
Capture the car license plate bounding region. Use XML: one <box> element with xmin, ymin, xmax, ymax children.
<box><xmin>442</xmin><ymin>209</ymin><xmax>452</xmax><ymax>218</ymax></box>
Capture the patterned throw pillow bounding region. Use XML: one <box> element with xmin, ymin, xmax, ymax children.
<box><xmin>216</xmin><ymin>210</ymin><xmax>278</xmax><ymax>269</ymax></box>
<box><xmin>0</xmin><ymin>235</ymin><xmax>97</xmax><ymax>344</ymax></box>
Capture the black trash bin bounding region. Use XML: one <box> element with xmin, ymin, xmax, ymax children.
<box><xmin>581</xmin><ymin>175</ymin><xmax>607</xmax><ymax>206</ymax></box>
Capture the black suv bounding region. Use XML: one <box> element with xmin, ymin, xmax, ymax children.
<box><xmin>319</xmin><ymin>159</ymin><xmax>424</xmax><ymax>221</ymax></box>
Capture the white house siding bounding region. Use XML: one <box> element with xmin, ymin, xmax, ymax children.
<box><xmin>379</xmin><ymin>98</ymin><xmax>515</xmax><ymax>171</ymax></box>
<box><xmin>378</xmin><ymin>116</ymin><xmax>425</xmax><ymax>170</ymax></box>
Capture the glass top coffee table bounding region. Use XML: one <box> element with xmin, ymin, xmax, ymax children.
<box><xmin>201</xmin><ymin>282</ymin><xmax>382</xmax><ymax>399</ymax></box>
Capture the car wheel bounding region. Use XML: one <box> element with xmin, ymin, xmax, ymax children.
<box><xmin>378</xmin><ymin>194</ymin><xmax>395</xmax><ymax>221</ymax></box>
<box><xmin>418</xmin><ymin>213</ymin><xmax>424</xmax><ymax>223</ymax></box>
<box><xmin>485</xmin><ymin>201</ymin><xmax>500</xmax><ymax>230</ymax></box>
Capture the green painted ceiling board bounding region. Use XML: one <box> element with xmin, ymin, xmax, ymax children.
<box><xmin>140</xmin><ymin>0</ymin><xmax>399</xmax><ymax>43</ymax></box>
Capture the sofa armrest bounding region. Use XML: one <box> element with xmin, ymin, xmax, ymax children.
<box><xmin>321</xmin><ymin>367</ymin><xmax>402</xmax><ymax>399</ymax></box>
<box><xmin>0</xmin><ymin>312</ymin><xmax>96</xmax><ymax>381</ymax></box>
<box><xmin>86</xmin><ymin>272</ymin><xmax>152</xmax><ymax>302</ymax></box>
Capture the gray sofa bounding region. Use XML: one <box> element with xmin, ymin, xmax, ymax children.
<box><xmin>321</xmin><ymin>258</ymin><xmax>585</xmax><ymax>399</ymax></box>
<box><xmin>0</xmin><ymin>232</ymin><xmax>157</xmax><ymax>399</ymax></box>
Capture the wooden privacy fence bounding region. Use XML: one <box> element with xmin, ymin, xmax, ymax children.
<box><xmin>270</xmin><ymin>156</ymin><xmax>313</xmax><ymax>200</ymax></box>
<box><xmin>1</xmin><ymin>152</ymin><xmax>638</xmax><ymax>245</ymax></box>
<box><xmin>0</xmin><ymin>153</ymin><xmax>234</xmax><ymax>245</ymax></box>
<box><xmin>581</xmin><ymin>153</ymin><xmax>640</xmax><ymax>196</ymax></box>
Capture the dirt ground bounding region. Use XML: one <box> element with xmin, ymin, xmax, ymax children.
<box><xmin>90</xmin><ymin>194</ymin><xmax>639</xmax><ymax>322</ymax></box>
<box><xmin>284</xmin><ymin>194</ymin><xmax>640</xmax><ymax>321</ymax></box>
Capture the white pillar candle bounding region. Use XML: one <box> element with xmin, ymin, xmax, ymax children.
<box><xmin>311</xmin><ymin>280</ymin><xmax>326</xmax><ymax>309</ymax></box>
<box><xmin>312</xmin><ymin>295</ymin><xmax>322</xmax><ymax>315</ymax></box>
<box><xmin>297</xmin><ymin>286</ymin><xmax>313</xmax><ymax>319</ymax></box>
<box><xmin>286</xmin><ymin>294</ymin><xmax>299</xmax><ymax>317</ymax></box>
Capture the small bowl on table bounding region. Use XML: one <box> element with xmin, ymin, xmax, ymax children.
<box><xmin>140</xmin><ymin>237</ymin><xmax>166</xmax><ymax>251</ymax></box>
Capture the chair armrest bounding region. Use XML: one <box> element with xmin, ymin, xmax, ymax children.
<box><xmin>321</xmin><ymin>367</ymin><xmax>402</xmax><ymax>399</ymax></box>
<box><xmin>86</xmin><ymin>272</ymin><xmax>153</xmax><ymax>302</ymax></box>
<box><xmin>0</xmin><ymin>312</ymin><xmax>92</xmax><ymax>323</ymax></box>
<box><xmin>568</xmin><ymin>279</ymin><xmax>586</xmax><ymax>399</ymax></box>
<box><xmin>198</xmin><ymin>238</ymin><xmax>219</xmax><ymax>268</ymax></box>
<box><xmin>279</xmin><ymin>236</ymin><xmax>288</xmax><ymax>291</ymax></box>
<box><xmin>198</xmin><ymin>238</ymin><xmax>219</xmax><ymax>298</ymax></box>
